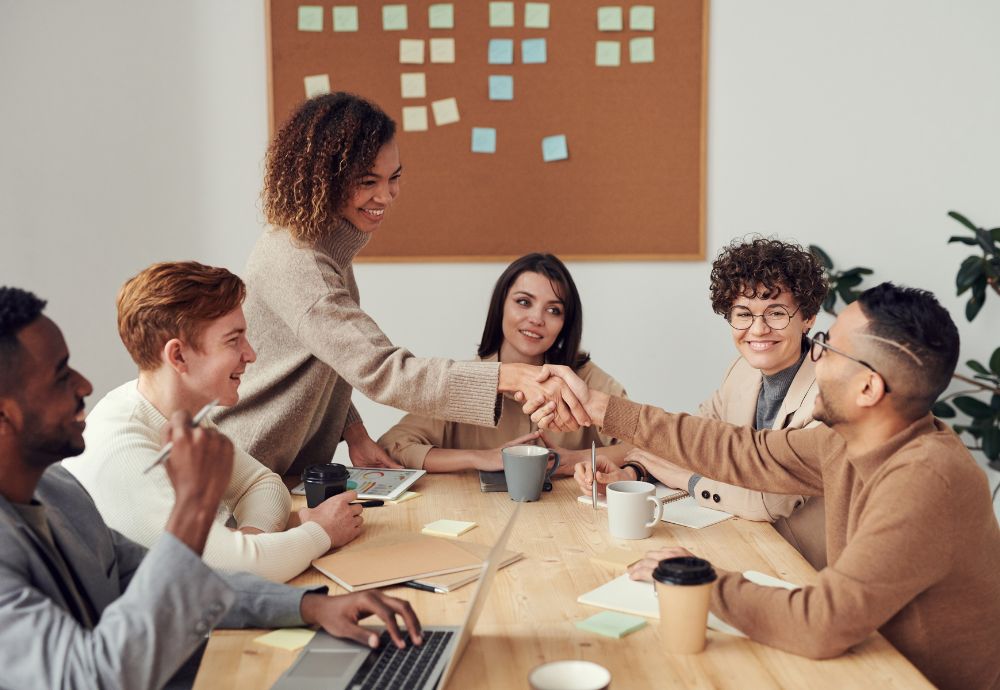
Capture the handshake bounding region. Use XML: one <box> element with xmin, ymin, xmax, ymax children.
<box><xmin>500</xmin><ymin>363</ymin><xmax>611</xmax><ymax>431</ymax></box>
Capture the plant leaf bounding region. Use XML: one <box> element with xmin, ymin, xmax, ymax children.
<box><xmin>967</xmin><ymin>360</ymin><xmax>990</xmax><ymax>375</ymax></box>
<box><xmin>991</xmin><ymin>347</ymin><xmax>1000</xmax><ymax>376</ymax></box>
<box><xmin>953</xmin><ymin>395</ymin><xmax>993</xmax><ymax>418</ymax></box>
<box><xmin>956</xmin><ymin>256</ymin><xmax>984</xmax><ymax>293</ymax></box>
<box><xmin>839</xmin><ymin>274</ymin><xmax>864</xmax><ymax>288</ymax></box>
<box><xmin>948</xmin><ymin>210</ymin><xmax>978</xmax><ymax>232</ymax></box>
<box><xmin>966</xmin><ymin>296</ymin><xmax>984</xmax><ymax>321</ymax></box>
<box><xmin>976</xmin><ymin>228</ymin><xmax>995</xmax><ymax>254</ymax></box>
<box><xmin>982</xmin><ymin>426</ymin><xmax>1000</xmax><ymax>461</ymax></box>
<box><xmin>822</xmin><ymin>293</ymin><xmax>837</xmax><ymax>315</ymax></box>
<box><xmin>990</xmin><ymin>228</ymin><xmax>1000</xmax><ymax>242</ymax></box>
<box><xmin>932</xmin><ymin>401</ymin><xmax>956</xmax><ymax>418</ymax></box>
<box><xmin>809</xmin><ymin>245</ymin><xmax>833</xmax><ymax>270</ymax></box>
<box><xmin>948</xmin><ymin>236</ymin><xmax>979</xmax><ymax>246</ymax></box>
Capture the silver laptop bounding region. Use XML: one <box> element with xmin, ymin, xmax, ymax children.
<box><xmin>273</xmin><ymin>504</ymin><xmax>521</xmax><ymax>690</ymax></box>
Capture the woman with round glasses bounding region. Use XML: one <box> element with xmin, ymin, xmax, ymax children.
<box><xmin>577</xmin><ymin>237</ymin><xmax>831</xmax><ymax>569</ymax></box>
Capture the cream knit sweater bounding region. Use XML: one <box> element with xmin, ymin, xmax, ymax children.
<box><xmin>63</xmin><ymin>381</ymin><xmax>331</xmax><ymax>583</ymax></box>
<box><xmin>216</xmin><ymin>220</ymin><xmax>502</xmax><ymax>476</ymax></box>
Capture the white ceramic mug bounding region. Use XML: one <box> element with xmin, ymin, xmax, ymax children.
<box><xmin>529</xmin><ymin>660</ymin><xmax>611</xmax><ymax>690</ymax></box>
<box><xmin>606</xmin><ymin>480</ymin><xmax>662</xmax><ymax>540</ymax></box>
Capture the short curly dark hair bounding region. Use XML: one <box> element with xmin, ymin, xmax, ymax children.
<box><xmin>262</xmin><ymin>93</ymin><xmax>396</xmax><ymax>244</ymax></box>
<box><xmin>709</xmin><ymin>237</ymin><xmax>828</xmax><ymax>318</ymax></box>
<box><xmin>0</xmin><ymin>286</ymin><xmax>47</xmax><ymax>394</ymax></box>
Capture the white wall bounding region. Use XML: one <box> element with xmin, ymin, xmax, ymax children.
<box><xmin>2</xmin><ymin>1</ymin><xmax>998</xmax><ymax>500</ymax></box>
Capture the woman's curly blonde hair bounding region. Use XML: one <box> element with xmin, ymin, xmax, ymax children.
<box><xmin>262</xmin><ymin>93</ymin><xmax>396</xmax><ymax>244</ymax></box>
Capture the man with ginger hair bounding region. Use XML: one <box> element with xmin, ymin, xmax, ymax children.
<box><xmin>64</xmin><ymin>261</ymin><xmax>361</xmax><ymax>582</ymax></box>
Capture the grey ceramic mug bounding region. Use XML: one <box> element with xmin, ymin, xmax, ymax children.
<box><xmin>501</xmin><ymin>445</ymin><xmax>560</xmax><ymax>502</ymax></box>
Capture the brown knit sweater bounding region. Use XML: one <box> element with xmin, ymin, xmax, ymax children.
<box><xmin>216</xmin><ymin>220</ymin><xmax>502</xmax><ymax>476</ymax></box>
<box><xmin>603</xmin><ymin>397</ymin><xmax>1000</xmax><ymax>690</ymax></box>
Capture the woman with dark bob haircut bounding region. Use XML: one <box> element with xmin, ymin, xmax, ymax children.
<box><xmin>576</xmin><ymin>236</ymin><xmax>832</xmax><ymax>569</ymax></box>
<box><xmin>379</xmin><ymin>253</ymin><xmax>631</xmax><ymax>474</ymax></box>
<box><xmin>216</xmin><ymin>94</ymin><xmax>587</xmax><ymax>477</ymax></box>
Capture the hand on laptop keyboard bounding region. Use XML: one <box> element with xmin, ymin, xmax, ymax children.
<box><xmin>300</xmin><ymin>590</ymin><xmax>423</xmax><ymax>650</ymax></box>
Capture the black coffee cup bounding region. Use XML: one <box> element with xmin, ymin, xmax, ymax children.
<box><xmin>302</xmin><ymin>463</ymin><xmax>350</xmax><ymax>508</ymax></box>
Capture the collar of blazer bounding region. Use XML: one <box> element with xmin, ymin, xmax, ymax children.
<box><xmin>725</xmin><ymin>355</ymin><xmax>817</xmax><ymax>430</ymax></box>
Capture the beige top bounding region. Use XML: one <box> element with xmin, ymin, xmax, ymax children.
<box><xmin>378</xmin><ymin>355</ymin><xmax>628</xmax><ymax>468</ymax></box>
<box><xmin>695</xmin><ymin>355</ymin><xmax>827</xmax><ymax>569</ymax></box>
<box><xmin>603</xmin><ymin>396</ymin><xmax>1000</xmax><ymax>690</ymax></box>
<box><xmin>63</xmin><ymin>381</ymin><xmax>331</xmax><ymax>583</ymax></box>
<box><xmin>215</xmin><ymin>221</ymin><xmax>502</xmax><ymax>476</ymax></box>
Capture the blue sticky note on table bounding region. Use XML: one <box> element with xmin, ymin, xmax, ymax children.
<box><xmin>541</xmin><ymin>134</ymin><xmax>568</xmax><ymax>162</ymax></box>
<box><xmin>488</xmin><ymin>75</ymin><xmax>514</xmax><ymax>101</ymax></box>
<box><xmin>488</xmin><ymin>39</ymin><xmax>514</xmax><ymax>65</ymax></box>
<box><xmin>576</xmin><ymin>611</ymin><xmax>647</xmax><ymax>639</ymax></box>
<box><xmin>521</xmin><ymin>38</ymin><xmax>546</xmax><ymax>64</ymax></box>
<box><xmin>471</xmin><ymin>127</ymin><xmax>497</xmax><ymax>154</ymax></box>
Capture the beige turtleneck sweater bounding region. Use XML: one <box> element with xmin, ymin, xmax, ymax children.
<box><xmin>216</xmin><ymin>221</ymin><xmax>502</xmax><ymax>476</ymax></box>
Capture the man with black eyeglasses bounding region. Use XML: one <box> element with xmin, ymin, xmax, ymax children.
<box><xmin>538</xmin><ymin>282</ymin><xmax>1000</xmax><ymax>690</ymax></box>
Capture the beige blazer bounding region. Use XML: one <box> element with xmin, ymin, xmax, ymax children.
<box><xmin>379</xmin><ymin>355</ymin><xmax>628</xmax><ymax>468</ymax></box>
<box><xmin>694</xmin><ymin>355</ymin><xmax>827</xmax><ymax>569</ymax></box>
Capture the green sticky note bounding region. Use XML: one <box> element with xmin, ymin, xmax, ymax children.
<box><xmin>597</xmin><ymin>6</ymin><xmax>623</xmax><ymax>32</ymax></box>
<box><xmin>298</xmin><ymin>5</ymin><xmax>323</xmax><ymax>31</ymax></box>
<box><xmin>382</xmin><ymin>4</ymin><xmax>408</xmax><ymax>31</ymax></box>
<box><xmin>428</xmin><ymin>3</ymin><xmax>454</xmax><ymax>29</ymax></box>
<box><xmin>630</xmin><ymin>5</ymin><xmax>655</xmax><ymax>31</ymax></box>
<box><xmin>576</xmin><ymin>611</ymin><xmax>647</xmax><ymax>639</ymax></box>
<box><xmin>595</xmin><ymin>40</ymin><xmax>621</xmax><ymax>67</ymax></box>
<box><xmin>332</xmin><ymin>6</ymin><xmax>359</xmax><ymax>32</ymax></box>
<box><xmin>524</xmin><ymin>2</ymin><xmax>549</xmax><ymax>29</ymax></box>
<box><xmin>630</xmin><ymin>37</ymin><xmax>654</xmax><ymax>63</ymax></box>
<box><xmin>489</xmin><ymin>1</ymin><xmax>515</xmax><ymax>27</ymax></box>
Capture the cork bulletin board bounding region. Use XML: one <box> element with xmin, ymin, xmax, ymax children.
<box><xmin>265</xmin><ymin>0</ymin><xmax>708</xmax><ymax>260</ymax></box>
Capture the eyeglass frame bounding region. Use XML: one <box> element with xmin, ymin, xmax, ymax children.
<box><xmin>725</xmin><ymin>304</ymin><xmax>802</xmax><ymax>331</ymax></box>
<box><xmin>808</xmin><ymin>331</ymin><xmax>892</xmax><ymax>393</ymax></box>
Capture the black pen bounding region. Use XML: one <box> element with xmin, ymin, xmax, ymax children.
<box><xmin>350</xmin><ymin>500</ymin><xmax>385</xmax><ymax>508</ymax></box>
<box><xmin>403</xmin><ymin>581</ymin><xmax>446</xmax><ymax>594</ymax></box>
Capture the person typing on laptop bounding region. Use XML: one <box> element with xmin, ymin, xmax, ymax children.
<box><xmin>0</xmin><ymin>286</ymin><xmax>422</xmax><ymax>689</ymax></box>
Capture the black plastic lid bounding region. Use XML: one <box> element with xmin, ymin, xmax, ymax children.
<box><xmin>302</xmin><ymin>463</ymin><xmax>349</xmax><ymax>482</ymax></box>
<box><xmin>652</xmin><ymin>557</ymin><xmax>717</xmax><ymax>586</ymax></box>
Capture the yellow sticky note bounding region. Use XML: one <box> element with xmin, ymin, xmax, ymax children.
<box><xmin>386</xmin><ymin>490</ymin><xmax>421</xmax><ymax>505</ymax></box>
<box><xmin>590</xmin><ymin>547</ymin><xmax>643</xmax><ymax>570</ymax></box>
<box><xmin>332</xmin><ymin>6</ymin><xmax>359</xmax><ymax>32</ymax></box>
<box><xmin>524</xmin><ymin>2</ymin><xmax>549</xmax><ymax>29</ymax></box>
<box><xmin>298</xmin><ymin>5</ymin><xmax>324</xmax><ymax>31</ymax></box>
<box><xmin>399</xmin><ymin>39</ymin><xmax>425</xmax><ymax>64</ymax></box>
<box><xmin>597</xmin><ymin>6</ymin><xmax>623</xmax><ymax>31</ymax></box>
<box><xmin>429</xmin><ymin>37</ymin><xmax>455</xmax><ymax>63</ymax></box>
<box><xmin>254</xmin><ymin>628</ymin><xmax>316</xmax><ymax>651</ymax></box>
<box><xmin>595</xmin><ymin>40</ymin><xmax>620</xmax><ymax>67</ymax></box>
<box><xmin>303</xmin><ymin>74</ymin><xmax>331</xmax><ymax>98</ymax></box>
<box><xmin>401</xmin><ymin>106</ymin><xmax>428</xmax><ymax>132</ymax></box>
<box><xmin>489</xmin><ymin>1</ymin><xmax>515</xmax><ymax>28</ymax></box>
<box><xmin>428</xmin><ymin>3</ymin><xmax>454</xmax><ymax>29</ymax></box>
<box><xmin>382</xmin><ymin>4</ymin><xmax>408</xmax><ymax>31</ymax></box>
<box><xmin>630</xmin><ymin>5</ymin><xmax>655</xmax><ymax>31</ymax></box>
<box><xmin>630</xmin><ymin>37</ymin><xmax>654</xmax><ymax>64</ymax></box>
<box><xmin>422</xmin><ymin>518</ymin><xmax>475</xmax><ymax>537</ymax></box>
<box><xmin>400</xmin><ymin>73</ymin><xmax>426</xmax><ymax>99</ymax></box>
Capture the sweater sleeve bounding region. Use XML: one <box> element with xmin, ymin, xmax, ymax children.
<box><xmin>200</xmin><ymin>521</ymin><xmax>331</xmax><ymax>584</ymax></box>
<box><xmin>224</xmin><ymin>443</ymin><xmax>292</xmax><ymax>533</ymax></box>
<box><xmin>377</xmin><ymin>413</ymin><xmax>452</xmax><ymax>469</ymax></box>
<box><xmin>294</xmin><ymin>274</ymin><xmax>501</xmax><ymax>428</ymax></box>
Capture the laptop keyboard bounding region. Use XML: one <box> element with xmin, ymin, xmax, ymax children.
<box><xmin>348</xmin><ymin>630</ymin><xmax>454</xmax><ymax>690</ymax></box>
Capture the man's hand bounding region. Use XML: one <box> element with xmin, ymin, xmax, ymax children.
<box><xmin>628</xmin><ymin>546</ymin><xmax>695</xmax><ymax>582</ymax></box>
<box><xmin>298</xmin><ymin>491</ymin><xmax>364</xmax><ymax>548</ymax></box>
<box><xmin>345</xmin><ymin>423</ymin><xmax>403</xmax><ymax>469</ymax></box>
<box><xmin>162</xmin><ymin>411</ymin><xmax>235</xmax><ymax>555</ymax></box>
<box><xmin>300</xmin><ymin>591</ymin><xmax>423</xmax><ymax>650</ymax></box>
<box><xmin>523</xmin><ymin>365</ymin><xmax>610</xmax><ymax>429</ymax></box>
<box><xmin>499</xmin><ymin>363</ymin><xmax>590</xmax><ymax>431</ymax></box>
<box><xmin>573</xmin><ymin>454</ymin><xmax>633</xmax><ymax>496</ymax></box>
<box><xmin>624</xmin><ymin>449</ymin><xmax>693</xmax><ymax>491</ymax></box>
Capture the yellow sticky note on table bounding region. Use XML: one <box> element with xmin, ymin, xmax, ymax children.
<box><xmin>382</xmin><ymin>4</ymin><xmax>408</xmax><ymax>31</ymax></box>
<box><xmin>629</xmin><ymin>5</ymin><xmax>655</xmax><ymax>31</ymax></box>
<box><xmin>254</xmin><ymin>628</ymin><xmax>316</xmax><ymax>651</ymax></box>
<box><xmin>429</xmin><ymin>38</ymin><xmax>455</xmax><ymax>63</ymax></box>
<box><xmin>630</xmin><ymin>37</ymin><xmax>654</xmax><ymax>63</ymax></box>
<box><xmin>597</xmin><ymin>6</ymin><xmax>623</xmax><ymax>31</ymax></box>
<box><xmin>400</xmin><ymin>73</ymin><xmax>426</xmax><ymax>99</ymax></box>
<box><xmin>428</xmin><ymin>3</ymin><xmax>454</xmax><ymax>29</ymax></box>
<box><xmin>332</xmin><ymin>6</ymin><xmax>359</xmax><ymax>32</ymax></box>
<box><xmin>399</xmin><ymin>39</ymin><xmax>425</xmax><ymax>64</ymax></box>
<box><xmin>303</xmin><ymin>74</ymin><xmax>331</xmax><ymax>98</ymax></box>
<box><xmin>386</xmin><ymin>490</ymin><xmax>421</xmax><ymax>505</ymax></box>
<box><xmin>298</xmin><ymin>5</ymin><xmax>324</xmax><ymax>31</ymax></box>
<box><xmin>524</xmin><ymin>2</ymin><xmax>549</xmax><ymax>29</ymax></box>
<box><xmin>595</xmin><ymin>40</ymin><xmax>621</xmax><ymax>67</ymax></box>
<box><xmin>590</xmin><ymin>547</ymin><xmax>643</xmax><ymax>570</ymax></box>
<box><xmin>422</xmin><ymin>518</ymin><xmax>476</xmax><ymax>537</ymax></box>
<box><xmin>401</xmin><ymin>106</ymin><xmax>428</xmax><ymax>132</ymax></box>
<box><xmin>489</xmin><ymin>1</ymin><xmax>515</xmax><ymax>27</ymax></box>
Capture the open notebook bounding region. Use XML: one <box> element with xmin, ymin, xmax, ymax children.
<box><xmin>577</xmin><ymin>483</ymin><xmax>732</xmax><ymax>529</ymax></box>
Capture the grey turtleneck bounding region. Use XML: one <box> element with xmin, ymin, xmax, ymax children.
<box><xmin>754</xmin><ymin>348</ymin><xmax>808</xmax><ymax>431</ymax></box>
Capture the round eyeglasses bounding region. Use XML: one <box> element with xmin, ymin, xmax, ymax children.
<box><xmin>726</xmin><ymin>305</ymin><xmax>800</xmax><ymax>331</ymax></box>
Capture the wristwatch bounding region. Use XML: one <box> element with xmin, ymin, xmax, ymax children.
<box><xmin>621</xmin><ymin>460</ymin><xmax>651</xmax><ymax>483</ymax></box>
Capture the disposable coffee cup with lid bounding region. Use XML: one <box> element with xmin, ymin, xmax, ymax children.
<box><xmin>302</xmin><ymin>463</ymin><xmax>350</xmax><ymax>508</ymax></box>
<box><xmin>652</xmin><ymin>556</ymin><xmax>717</xmax><ymax>654</ymax></box>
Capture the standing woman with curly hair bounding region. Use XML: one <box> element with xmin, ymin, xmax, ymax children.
<box><xmin>216</xmin><ymin>93</ymin><xmax>586</xmax><ymax>477</ymax></box>
<box><xmin>577</xmin><ymin>237</ymin><xmax>831</xmax><ymax>569</ymax></box>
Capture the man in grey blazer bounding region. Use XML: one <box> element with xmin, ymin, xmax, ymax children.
<box><xmin>0</xmin><ymin>287</ymin><xmax>422</xmax><ymax>689</ymax></box>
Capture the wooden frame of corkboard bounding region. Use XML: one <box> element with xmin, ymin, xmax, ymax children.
<box><xmin>265</xmin><ymin>0</ymin><xmax>708</xmax><ymax>261</ymax></box>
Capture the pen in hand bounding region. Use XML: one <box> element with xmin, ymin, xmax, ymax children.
<box><xmin>143</xmin><ymin>399</ymin><xmax>219</xmax><ymax>475</ymax></box>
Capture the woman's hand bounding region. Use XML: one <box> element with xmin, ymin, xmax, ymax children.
<box><xmin>573</xmin><ymin>454</ymin><xmax>633</xmax><ymax>496</ymax></box>
<box><xmin>624</xmin><ymin>448</ymin><xmax>693</xmax><ymax>491</ymax></box>
<box><xmin>344</xmin><ymin>423</ymin><xmax>403</xmax><ymax>469</ymax></box>
<box><xmin>628</xmin><ymin>546</ymin><xmax>696</xmax><ymax>582</ymax></box>
<box><xmin>536</xmin><ymin>432</ymin><xmax>588</xmax><ymax>477</ymax></box>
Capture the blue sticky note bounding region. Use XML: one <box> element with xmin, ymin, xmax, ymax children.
<box><xmin>488</xmin><ymin>38</ymin><xmax>514</xmax><ymax>65</ymax></box>
<box><xmin>471</xmin><ymin>127</ymin><xmax>497</xmax><ymax>154</ymax></box>
<box><xmin>488</xmin><ymin>75</ymin><xmax>514</xmax><ymax>101</ymax></box>
<box><xmin>541</xmin><ymin>134</ymin><xmax>568</xmax><ymax>162</ymax></box>
<box><xmin>521</xmin><ymin>38</ymin><xmax>546</xmax><ymax>64</ymax></box>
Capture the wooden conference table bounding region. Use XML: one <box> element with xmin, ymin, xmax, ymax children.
<box><xmin>194</xmin><ymin>474</ymin><xmax>930</xmax><ymax>689</ymax></box>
